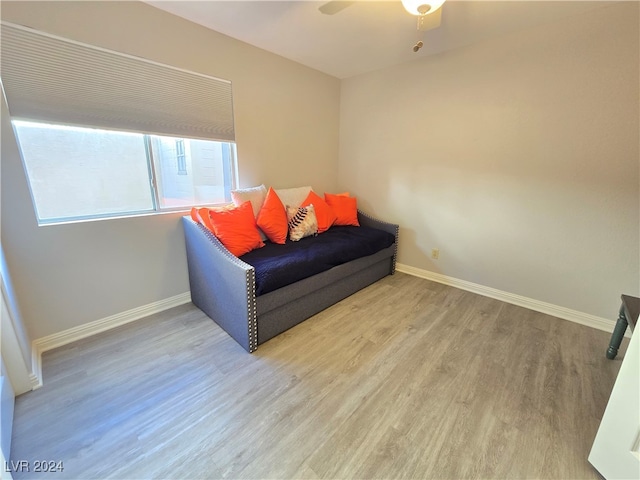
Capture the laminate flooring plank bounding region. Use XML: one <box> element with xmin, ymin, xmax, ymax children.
<box><xmin>10</xmin><ymin>274</ymin><xmax>626</xmax><ymax>479</ymax></box>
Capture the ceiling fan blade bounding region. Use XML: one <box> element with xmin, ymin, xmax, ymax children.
<box><xmin>318</xmin><ymin>1</ymin><xmax>355</xmax><ymax>15</ymax></box>
<box><xmin>417</xmin><ymin>8</ymin><xmax>442</xmax><ymax>31</ymax></box>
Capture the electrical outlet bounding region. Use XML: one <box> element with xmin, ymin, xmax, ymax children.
<box><xmin>431</xmin><ymin>248</ymin><xmax>439</xmax><ymax>259</ymax></box>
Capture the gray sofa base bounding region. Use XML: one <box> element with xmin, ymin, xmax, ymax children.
<box><xmin>182</xmin><ymin>211</ymin><xmax>398</xmax><ymax>352</ymax></box>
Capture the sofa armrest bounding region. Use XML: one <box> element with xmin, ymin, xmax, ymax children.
<box><xmin>357</xmin><ymin>210</ymin><xmax>399</xmax><ymax>273</ymax></box>
<box><xmin>182</xmin><ymin>216</ymin><xmax>257</xmax><ymax>352</ymax></box>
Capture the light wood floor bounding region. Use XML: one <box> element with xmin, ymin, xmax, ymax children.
<box><xmin>11</xmin><ymin>273</ymin><xmax>626</xmax><ymax>479</ymax></box>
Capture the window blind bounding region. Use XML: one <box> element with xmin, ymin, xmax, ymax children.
<box><xmin>0</xmin><ymin>22</ymin><xmax>235</xmax><ymax>142</ymax></box>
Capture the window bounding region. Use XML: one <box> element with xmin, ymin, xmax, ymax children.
<box><xmin>1</xmin><ymin>22</ymin><xmax>237</xmax><ymax>225</ymax></box>
<box><xmin>13</xmin><ymin>120</ymin><xmax>236</xmax><ymax>224</ymax></box>
<box><xmin>175</xmin><ymin>140</ymin><xmax>187</xmax><ymax>175</ymax></box>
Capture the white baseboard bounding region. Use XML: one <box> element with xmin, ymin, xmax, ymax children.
<box><xmin>30</xmin><ymin>292</ymin><xmax>191</xmax><ymax>389</ymax></box>
<box><xmin>396</xmin><ymin>263</ymin><xmax>622</xmax><ymax>335</ymax></box>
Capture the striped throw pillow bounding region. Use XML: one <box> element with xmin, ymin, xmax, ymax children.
<box><xmin>286</xmin><ymin>204</ymin><xmax>318</xmax><ymax>241</ymax></box>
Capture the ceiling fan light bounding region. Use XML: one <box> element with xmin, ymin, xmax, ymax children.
<box><xmin>401</xmin><ymin>0</ymin><xmax>446</xmax><ymax>16</ymax></box>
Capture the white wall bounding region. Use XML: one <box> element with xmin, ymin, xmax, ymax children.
<box><xmin>339</xmin><ymin>2</ymin><xmax>639</xmax><ymax>319</ymax></box>
<box><xmin>1</xmin><ymin>1</ymin><xmax>341</xmax><ymax>340</ymax></box>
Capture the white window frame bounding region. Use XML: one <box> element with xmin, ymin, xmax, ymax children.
<box><xmin>11</xmin><ymin>120</ymin><xmax>238</xmax><ymax>225</ymax></box>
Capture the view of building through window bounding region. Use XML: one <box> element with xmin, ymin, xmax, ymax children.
<box><xmin>149</xmin><ymin>135</ymin><xmax>233</xmax><ymax>210</ymax></box>
<box><xmin>12</xmin><ymin>120</ymin><xmax>236</xmax><ymax>224</ymax></box>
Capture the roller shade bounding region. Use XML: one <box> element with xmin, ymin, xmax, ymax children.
<box><xmin>0</xmin><ymin>22</ymin><xmax>235</xmax><ymax>142</ymax></box>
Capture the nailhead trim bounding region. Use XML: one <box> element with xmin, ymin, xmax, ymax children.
<box><xmin>392</xmin><ymin>225</ymin><xmax>399</xmax><ymax>274</ymax></box>
<box><xmin>194</xmin><ymin>220</ymin><xmax>258</xmax><ymax>352</ymax></box>
<box><xmin>246</xmin><ymin>268</ymin><xmax>257</xmax><ymax>352</ymax></box>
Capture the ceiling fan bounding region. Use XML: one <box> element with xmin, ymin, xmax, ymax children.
<box><xmin>318</xmin><ymin>0</ymin><xmax>446</xmax><ymax>34</ymax></box>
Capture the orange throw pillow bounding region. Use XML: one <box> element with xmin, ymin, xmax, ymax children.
<box><xmin>197</xmin><ymin>207</ymin><xmax>217</xmax><ymax>233</ymax></box>
<box><xmin>190</xmin><ymin>207</ymin><xmax>201</xmax><ymax>223</ymax></box>
<box><xmin>302</xmin><ymin>190</ymin><xmax>337</xmax><ymax>233</ymax></box>
<box><xmin>207</xmin><ymin>201</ymin><xmax>265</xmax><ymax>256</ymax></box>
<box><xmin>191</xmin><ymin>205</ymin><xmax>236</xmax><ymax>234</ymax></box>
<box><xmin>256</xmin><ymin>187</ymin><xmax>288</xmax><ymax>244</ymax></box>
<box><xmin>324</xmin><ymin>193</ymin><xmax>359</xmax><ymax>227</ymax></box>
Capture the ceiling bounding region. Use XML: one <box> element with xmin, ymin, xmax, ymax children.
<box><xmin>145</xmin><ymin>1</ymin><xmax>610</xmax><ymax>79</ymax></box>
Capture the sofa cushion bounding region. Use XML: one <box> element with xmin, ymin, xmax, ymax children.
<box><xmin>302</xmin><ymin>190</ymin><xmax>337</xmax><ymax>233</ymax></box>
<box><xmin>275</xmin><ymin>186</ymin><xmax>312</xmax><ymax>209</ymax></box>
<box><xmin>287</xmin><ymin>204</ymin><xmax>318</xmax><ymax>241</ymax></box>
<box><xmin>190</xmin><ymin>205</ymin><xmax>234</xmax><ymax>234</ymax></box>
<box><xmin>231</xmin><ymin>184</ymin><xmax>267</xmax><ymax>218</ymax></box>
<box><xmin>208</xmin><ymin>201</ymin><xmax>265</xmax><ymax>257</ymax></box>
<box><xmin>240</xmin><ymin>225</ymin><xmax>395</xmax><ymax>295</ymax></box>
<box><xmin>257</xmin><ymin>187</ymin><xmax>288</xmax><ymax>244</ymax></box>
<box><xmin>325</xmin><ymin>192</ymin><xmax>360</xmax><ymax>227</ymax></box>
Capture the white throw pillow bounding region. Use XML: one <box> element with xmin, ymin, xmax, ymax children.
<box><xmin>275</xmin><ymin>186</ymin><xmax>312</xmax><ymax>210</ymax></box>
<box><xmin>231</xmin><ymin>184</ymin><xmax>267</xmax><ymax>218</ymax></box>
